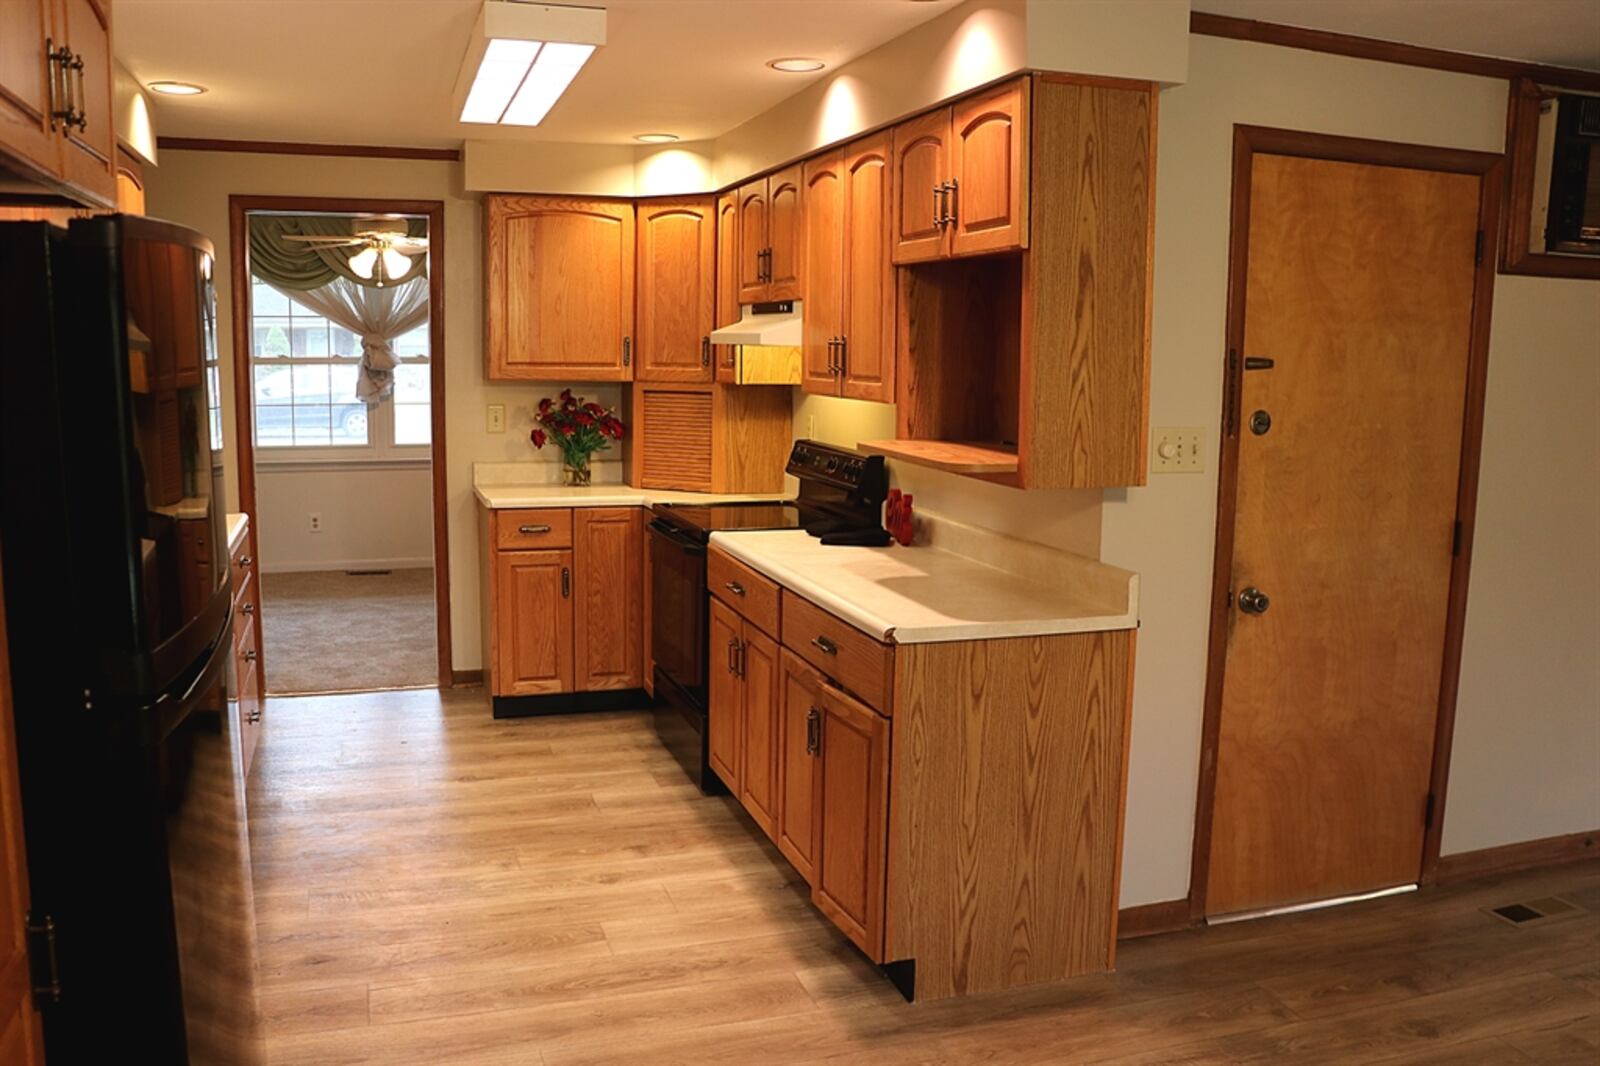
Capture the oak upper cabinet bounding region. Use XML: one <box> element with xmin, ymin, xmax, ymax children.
<box><xmin>0</xmin><ymin>0</ymin><xmax>115</xmax><ymax>206</ymax></box>
<box><xmin>485</xmin><ymin>195</ymin><xmax>635</xmax><ymax>381</ymax></box>
<box><xmin>891</xmin><ymin>78</ymin><xmax>1029</xmax><ymax>264</ymax></box>
<box><xmin>812</xmin><ymin>677</ymin><xmax>891</xmax><ymax>963</ymax></box>
<box><xmin>635</xmin><ymin>197</ymin><xmax>715</xmax><ymax>383</ymax></box>
<box><xmin>573</xmin><ymin>508</ymin><xmax>643</xmax><ymax>690</ymax></box>
<box><xmin>734</xmin><ymin>163</ymin><xmax>802</xmax><ymax>304</ymax></box>
<box><xmin>801</xmin><ymin>151</ymin><xmax>844</xmax><ymax>395</ymax></box>
<box><xmin>494</xmin><ymin>548</ymin><xmax>574</xmax><ymax>696</ymax></box>
<box><xmin>713</xmin><ymin>192</ymin><xmax>740</xmax><ymax>383</ymax></box>
<box><xmin>776</xmin><ymin>650</ymin><xmax>823</xmax><ymax>884</ymax></box>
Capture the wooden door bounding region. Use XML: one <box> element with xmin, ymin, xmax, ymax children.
<box><xmin>636</xmin><ymin>198</ymin><xmax>715</xmax><ymax>383</ymax></box>
<box><xmin>53</xmin><ymin>0</ymin><xmax>113</xmax><ymax>205</ymax></box>
<box><xmin>0</xmin><ymin>0</ymin><xmax>60</xmax><ymax>177</ymax></box>
<box><xmin>734</xmin><ymin>177</ymin><xmax>768</xmax><ymax>304</ymax></box>
<box><xmin>813</xmin><ymin>680</ymin><xmax>890</xmax><ymax>962</ymax></box>
<box><xmin>737</xmin><ymin>625</ymin><xmax>780</xmax><ymax>840</ymax></box>
<box><xmin>841</xmin><ymin>133</ymin><xmax>895</xmax><ymax>403</ymax></box>
<box><xmin>800</xmin><ymin>151</ymin><xmax>843</xmax><ymax>396</ymax></box>
<box><xmin>707</xmin><ymin>597</ymin><xmax>742</xmax><ymax>794</ymax></box>
<box><xmin>776</xmin><ymin>650</ymin><xmax>822</xmax><ymax>884</ymax></box>
<box><xmin>890</xmin><ymin>107</ymin><xmax>950</xmax><ymax>264</ymax></box>
<box><xmin>948</xmin><ymin>78</ymin><xmax>1029</xmax><ymax>258</ymax></box>
<box><xmin>1206</xmin><ymin>151</ymin><xmax>1483</xmax><ymax>917</ymax></box>
<box><xmin>573</xmin><ymin>508</ymin><xmax>642</xmax><ymax>691</ymax></box>
<box><xmin>485</xmin><ymin>195</ymin><xmax>634</xmax><ymax>381</ymax></box>
<box><xmin>765</xmin><ymin>163</ymin><xmax>803</xmax><ymax>301</ymax></box>
<box><xmin>0</xmin><ymin>562</ymin><xmax>45</xmax><ymax>1066</ymax></box>
<box><xmin>494</xmin><ymin>549</ymin><xmax>574</xmax><ymax>696</ymax></box>
<box><xmin>713</xmin><ymin>192</ymin><xmax>739</xmax><ymax>384</ymax></box>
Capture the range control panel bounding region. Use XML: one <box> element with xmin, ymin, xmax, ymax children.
<box><xmin>787</xmin><ymin>440</ymin><xmax>886</xmax><ymax>502</ymax></box>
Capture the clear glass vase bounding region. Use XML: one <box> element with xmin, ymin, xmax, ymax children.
<box><xmin>563</xmin><ymin>461</ymin><xmax>591</xmax><ymax>487</ymax></box>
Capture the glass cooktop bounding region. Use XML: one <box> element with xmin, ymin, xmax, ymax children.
<box><xmin>651</xmin><ymin>501</ymin><xmax>803</xmax><ymax>537</ymax></box>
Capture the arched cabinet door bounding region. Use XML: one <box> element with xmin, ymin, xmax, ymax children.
<box><xmin>801</xmin><ymin>151</ymin><xmax>844</xmax><ymax>395</ymax></box>
<box><xmin>949</xmin><ymin>79</ymin><xmax>1030</xmax><ymax>258</ymax></box>
<box><xmin>890</xmin><ymin>107</ymin><xmax>950</xmax><ymax>265</ymax></box>
<box><xmin>842</xmin><ymin>134</ymin><xmax>895</xmax><ymax>404</ymax></box>
<box><xmin>636</xmin><ymin>198</ymin><xmax>715</xmax><ymax>383</ymax></box>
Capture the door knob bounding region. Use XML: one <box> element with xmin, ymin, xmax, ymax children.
<box><xmin>1237</xmin><ymin>587</ymin><xmax>1270</xmax><ymax>615</ymax></box>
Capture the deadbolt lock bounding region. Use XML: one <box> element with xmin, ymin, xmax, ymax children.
<box><xmin>1237</xmin><ymin>587</ymin><xmax>1270</xmax><ymax>615</ymax></box>
<box><xmin>1249</xmin><ymin>410</ymin><xmax>1272</xmax><ymax>436</ymax></box>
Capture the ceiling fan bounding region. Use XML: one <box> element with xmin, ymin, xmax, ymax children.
<box><xmin>282</xmin><ymin>217</ymin><xmax>428</xmax><ymax>284</ymax></box>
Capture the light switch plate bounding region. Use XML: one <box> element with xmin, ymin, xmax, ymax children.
<box><xmin>487</xmin><ymin>404</ymin><xmax>506</xmax><ymax>433</ymax></box>
<box><xmin>1152</xmin><ymin>427</ymin><xmax>1205</xmax><ymax>473</ymax></box>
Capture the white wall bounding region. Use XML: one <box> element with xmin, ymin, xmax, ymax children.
<box><xmin>255</xmin><ymin>464</ymin><xmax>433</xmax><ymax>573</ymax></box>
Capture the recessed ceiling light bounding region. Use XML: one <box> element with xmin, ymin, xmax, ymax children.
<box><xmin>766</xmin><ymin>57</ymin><xmax>825</xmax><ymax>73</ymax></box>
<box><xmin>148</xmin><ymin>81</ymin><xmax>206</xmax><ymax>96</ymax></box>
<box><xmin>633</xmin><ymin>133</ymin><xmax>679</xmax><ymax>144</ymax></box>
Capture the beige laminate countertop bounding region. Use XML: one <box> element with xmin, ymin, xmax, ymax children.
<box><xmin>710</xmin><ymin>529</ymin><xmax>1138</xmax><ymax>645</ymax></box>
<box><xmin>474</xmin><ymin>484</ymin><xmax>790</xmax><ymax>509</ymax></box>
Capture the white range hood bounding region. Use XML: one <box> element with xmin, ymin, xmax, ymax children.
<box><xmin>707</xmin><ymin>301</ymin><xmax>802</xmax><ymax>347</ymax></box>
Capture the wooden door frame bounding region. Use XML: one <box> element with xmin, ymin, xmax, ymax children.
<box><xmin>227</xmin><ymin>194</ymin><xmax>455</xmax><ymax>689</ymax></box>
<box><xmin>1187</xmin><ymin>125</ymin><xmax>1504</xmax><ymax>921</ymax></box>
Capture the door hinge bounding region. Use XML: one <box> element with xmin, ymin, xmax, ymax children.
<box><xmin>26</xmin><ymin>912</ymin><xmax>62</xmax><ymax>1004</ymax></box>
<box><xmin>1474</xmin><ymin>230</ymin><xmax>1484</xmax><ymax>265</ymax></box>
<box><xmin>1423</xmin><ymin>792</ymin><xmax>1436</xmax><ymax>829</ymax></box>
<box><xmin>1451</xmin><ymin>519</ymin><xmax>1463</xmax><ymax>556</ymax></box>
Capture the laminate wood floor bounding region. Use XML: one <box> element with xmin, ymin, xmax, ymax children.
<box><xmin>247</xmin><ymin>687</ymin><xmax>1600</xmax><ymax>1065</ymax></box>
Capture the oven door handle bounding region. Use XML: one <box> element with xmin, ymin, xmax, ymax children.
<box><xmin>648</xmin><ymin>518</ymin><xmax>707</xmax><ymax>554</ymax></box>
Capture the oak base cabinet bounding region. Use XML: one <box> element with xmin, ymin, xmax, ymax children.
<box><xmin>708</xmin><ymin>597</ymin><xmax>781</xmax><ymax>839</ymax></box>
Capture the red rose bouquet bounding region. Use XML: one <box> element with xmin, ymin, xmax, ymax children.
<box><xmin>530</xmin><ymin>389</ymin><xmax>626</xmax><ymax>486</ymax></box>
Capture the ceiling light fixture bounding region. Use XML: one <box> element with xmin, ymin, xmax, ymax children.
<box><xmin>455</xmin><ymin>2</ymin><xmax>606</xmax><ymax>127</ymax></box>
<box><xmin>766</xmin><ymin>57</ymin><xmax>825</xmax><ymax>73</ymax></box>
<box><xmin>633</xmin><ymin>133</ymin><xmax>679</xmax><ymax>144</ymax></box>
<box><xmin>147</xmin><ymin>81</ymin><xmax>207</xmax><ymax>96</ymax></box>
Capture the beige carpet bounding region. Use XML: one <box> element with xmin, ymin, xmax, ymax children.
<box><xmin>258</xmin><ymin>568</ymin><xmax>438</xmax><ymax>695</ymax></box>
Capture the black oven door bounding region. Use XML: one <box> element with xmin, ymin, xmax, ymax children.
<box><xmin>648</xmin><ymin>518</ymin><xmax>707</xmax><ymax>702</ymax></box>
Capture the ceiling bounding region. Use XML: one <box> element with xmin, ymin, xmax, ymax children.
<box><xmin>116</xmin><ymin>0</ymin><xmax>963</xmax><ymax>148</ymax></box>
<box><xmin>1194</xmin><ymin>0</ymin><xmax>1600</xmax><ymax>72</ymax></box>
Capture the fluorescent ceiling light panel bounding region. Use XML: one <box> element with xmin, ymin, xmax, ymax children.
<box><xmin>454</xmin><ymin>3</ymin><xmax>605</xmax><ymax>127</ymax></box>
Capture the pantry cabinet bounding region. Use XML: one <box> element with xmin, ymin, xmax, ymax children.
<box><xmin>0</xmin><ymin>0</ymin><xmax>115</xmax><ymax>207</ymax></box>
<box><xmin>635</xmin><ymin>197</ymin><xmax>715</xmax><ymax>383</ymax></box>
<box><xmin>734</xmin><ymin>163</ymin><xmax>802</xmax><ymax>304</ymax></box>
<box><xmin>484</xmin><ymin>195</ymin><xmax>635</xmax><ymax>381</ymax></box>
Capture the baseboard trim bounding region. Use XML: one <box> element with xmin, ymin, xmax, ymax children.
<box><xmin>1116</xmin><ymin>898</ymin><xmax>1192</xmax><ymax>940</ymax></box>
<box><xmin>451</xmin><ymin>669</ymin><xmax>484</xmax><ymax>688</ymax></box>
<box><xmin>1436</xmin><ymin>829</ymin><xmax>1600</xmax><ymax>884</ymax></box>
<box><xmin>259</xmin><ymin>557</ymin><xmax>434</xmax><ymax>575</ymax></box>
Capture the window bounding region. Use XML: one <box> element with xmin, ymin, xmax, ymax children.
<box><xmin>250</xmin><ymin>279</ymin><xmax>430</xmax><ymax>459</ymax></box>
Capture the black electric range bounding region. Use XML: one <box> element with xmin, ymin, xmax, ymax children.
<box><xmin>647</xmin><ymin>440</ymin><xmax>888</xmax><ymax>791</ymax></box>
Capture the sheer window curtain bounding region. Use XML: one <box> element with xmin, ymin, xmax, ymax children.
<box><xmin>262</xmin><ymin>274</ymin><xmax>430</xmax><ymax>403</ymax></box>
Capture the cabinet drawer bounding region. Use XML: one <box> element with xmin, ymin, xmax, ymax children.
<box><xmin>230</xmin><ymin>539</ymin><xmax>256</xmax><ymax>592</ymax></box>
<box><xmin>781</xmin><ymin>591</ymin><xmax>893</xmax><ymax>713</ymax></box>
<box><xmin>494</xmin><ymin>509</ymin><xmax>575</xmax><ymax>550</ymax></box>
<box><xmin>234</xmin><ymin>585</ymin><xmax>260</xmax><ymax>674</ymax></box>
<box><xmin>709</xmin><ymin>547</ymin><xmax>780</xmax><ymax>638</ymax></box>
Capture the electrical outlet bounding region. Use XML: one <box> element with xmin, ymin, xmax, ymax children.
<box><xmin>486</xmin><ymin>404</ymin><xmax>506</xmax><ymax>433</ymax></box>
<box><xmin>308</xmin><ymin>512</ymin><xmax>323</xmax><ymax>533</ymax></box>
<box><xmin>1152</xmin><ymin>428</ymin><xmax>1205</xmax><ymax>473</ymax></box>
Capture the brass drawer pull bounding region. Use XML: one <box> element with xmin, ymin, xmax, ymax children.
<box><xmin>806</xmin><ymin>707</ymin><xmax>821</xmax><ymax>755</ymax></box>
<box><xmin>517</xmin><ymin>524</ymin><xmax>552</xmax><ymax>535</ymax></box>
<box><xmin>811</xmin><ymin>635</ymin><xmax>838</xmax><ymax>656</ymax></box>
<box><xmin>724</xmin><ymin>581</ymin><xmax>745</xmax><ymax>596</ymax></box>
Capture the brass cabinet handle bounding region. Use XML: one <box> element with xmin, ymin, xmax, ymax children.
<box><xmin>724</xmin><ymin>580</ymin><xmax>745</xmax><ymax>597</ymax></box>
<box><xmin>806</xmin><ymin>707</ymin><xmax>821</xmax><ymax>756</ymax></box>
<box><xmin>561</xmin><ymin>567</ymin><xmax>570</xmax><ymax>599</ymax></box>
<box><xmin>622</xmin><ymin>337</ymin><xmax>632</xmax><ymax>366</ymax></box>
<box><xmin>517</xmin><ymin>524</ymin><xmax>552</xmax><ymax>535</ymax></box>
<box><xmin>727</xmin><ymin>637</ymin><xmax>742</xmax><ymax>677</ymax></box>
<box><xmin>932</xmin><ymin>183</ymin><xmax>943</xmax><ymax>230</ymax></box>
<box><xmin>940</xmin><ymin>179</ymin><xmax>959</xmax><ymax>226</ymax></box>
<box><xmin>701</xmin><ymin>336</ymin><xmax>711</xmax><ymax>368</ymax></box>
<box><xmin>837</xmin><ymin>336</ymin><xmax>847</xmax><ymax>377</ymax></box>
<box><xmin>69</xmin><ymin>50</ymin><xmax>87</xmax><ymax>131</ymax></box>
<box><xmin>811</xmin><ymin>635</ymin><xmax>838</xmax><ymax>656</ymax></box>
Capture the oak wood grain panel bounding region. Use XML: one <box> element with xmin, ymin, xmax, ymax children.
<box><xmin>857</xmin><ymin>439</ymin><xmax>1017</xmax><ymax>477</ymax></box>
<box><xmin>841</xmin><ymin>133</ymin><xmax>896</xmax><ymax>404</ymax></box>
<box><xmin>812</xmin><ymin>679</ymin><xmax>890</xmax><ymax>963</ymax></box>
<box><xmin>485</xmin><ymin>195</ymin><xmax>634</xmax><ymax>381</ymax></box>
<box><xmin>0</xmin><ymin>560</ymin><xmax>43</xmax><ymax>1066</ymax></box>
<box><xmin>738</xmin><ymin>625</ymin><xmax>781</xmax><ymax>841</ymax></box>
<box><xmin>1206</xmin><ymin>153</ymin><xmax>1480</xmax><ymax>917</ymax></box>
<box><xmin>949</xmin><ymin>78</ymin><xmax>1030</xmax><ymax>258</ymax></box>
<box><xmin>707</xmin><ymin>545</ymin><xmax>780</xmax><ymax>640</ymax></box>
<box><xmin>801</xmin><ymin>150</ymin><xmax>844</xmax><ymax>396</ymax></box>
<box><xmin>734</xmin><ymin>176</ymin><xmax>767</xmax><ymax>304</ymax></box>
<box><xmin>775</xmin><ymin>650</ymin><xmax>823</xmax><ymax>885</ymax></box>
<box><xmin>780</xmin><ymin>591</ymin><xmax>893</xmax><ymax>714</ymax></box>
<box><xmin>573</xmin><ymin>508</ymin><xmax>643</xmax><ymax>691</ymax></box>
<box><xmin>635</xmin><ymin>198</ymin><xmax>715</xmax><ymax>383</ymax></box>
<box><xmin>707</xmin><ymin>597</ymin><xmax>742</xmax><ymax>794</ymax></box>
<box><xmin>713</xmin><ymin>192</ymin><xmax>739</xmax><ymax>382</ymax></box>
<box><xmin>766</xmin><ymin>163</ymin><xmax>803</xmax><ymax>301</ymax></box>
<box><xmin>54</xmin><ymin>0</ymin><xmax>115</xmax><ymax>205</ymax></box>
<box><xmin>493</xmin><ymin>508</ymin><xmax>574</xmax><ymax>551</ymax></box>
<box><xmin>633</xmin><ymin>385</ymin><xmax>713</xmax><ymax>491</ymax></box>
<box><xmin>1019</xmin><ymin>77</ymin><xmax>1154</xmax><ymax>490</ymax></box>
<box><xmin>888</xmin><ymin>630</ymin><xmax>1133</xmax><ymax>1000</ymax></box>
<box><xmin>890</xmin><ymin>106</ymin><xmax>950</xmax><ymax>264</ymax></box>
<box><xmin>0</xmin><ymin>0</ymin><xmax>59</xmax><ymax>177</ymax></box>
<box><xmin>711</xmin><ymin>384</ymin><xmax>792</xmax><ymax>494</ymax></box>
<box><xmin>494</xmin><ymin>550</ymin><xmax>574</xmax><ymax>696</ymax></box>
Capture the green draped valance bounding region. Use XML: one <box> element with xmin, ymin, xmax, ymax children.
<box><xmin>248</xmin><ymin>215</ymin><xmax>428</xmax><ymax>291</ymax></box>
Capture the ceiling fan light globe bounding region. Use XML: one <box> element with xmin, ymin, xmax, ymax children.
<box><xmin>348</xmin><ymin>246</ymin><xmax>378</xmax><ymax>279</ymax></box>
<box><xmin>381</xmin><ymin>247</ymin><xmax>412</xmax><ymax>279</ymax></box>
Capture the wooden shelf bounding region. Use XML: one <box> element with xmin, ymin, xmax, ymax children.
<box><xmin>859</xmin><ymin>440</ymin><xmax>1019</xmax><ymax>477</ymax></box>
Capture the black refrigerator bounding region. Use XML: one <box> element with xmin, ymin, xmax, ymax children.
<box><xmin>0</xmin><ymin>215</ymin><xmax>264</xmax><ymax>1064</ymax></box>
